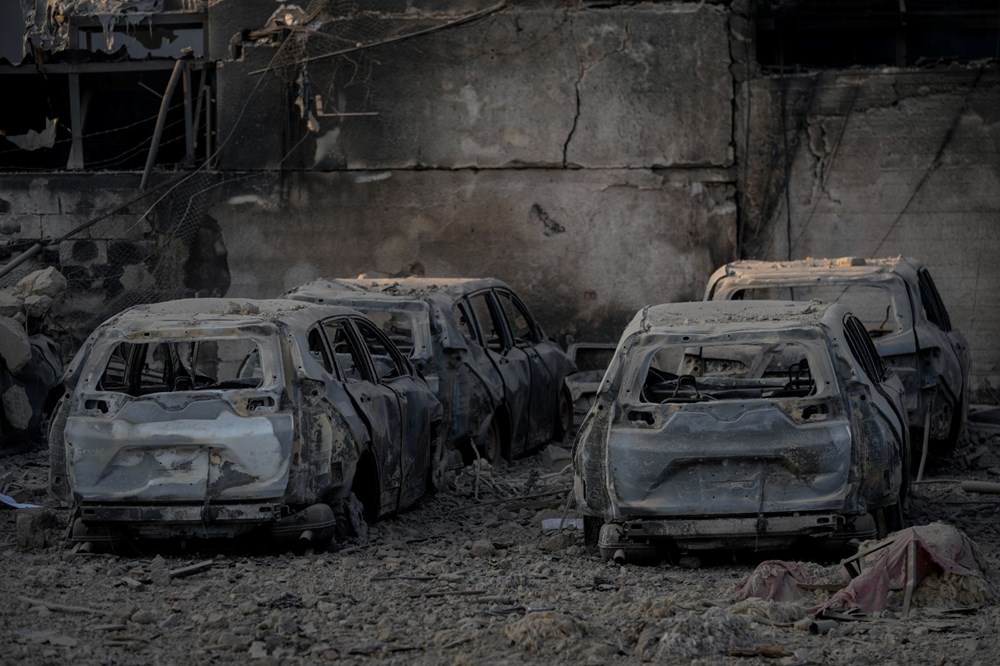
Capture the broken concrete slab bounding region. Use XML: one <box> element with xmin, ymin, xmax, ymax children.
<box><xmin>0</xmin><ymin>315</ymin><xmax>30</xmax><ymax>372</ymax></box>
<box><xmin>14</xmin><ymin>266</ymin><xmax>66</xmax><ymax>300</ymax></box>
<box><xmin>2</xmin><ymin>384</ymin><xmax>32</xmax><ymax>429</ymax></box>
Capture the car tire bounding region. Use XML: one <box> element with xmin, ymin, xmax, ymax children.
<box><xmin>942</xmin><ymin>395</ymin><xmax>967</xmax><ymax>452</ymax></box>
<box><xmin>426</xmin><ymin>431</ymin><xmax>447</xmax><ymax>494</ymax></box>
<box><xmin>480</xmin><ymin>417</ymin><xmax>503</xmax><ymax>464</ymax></box>
<box><xmin>583</xmin><ymin>516</ymin><xmax>602</xmax><ymax>550</ymax></box>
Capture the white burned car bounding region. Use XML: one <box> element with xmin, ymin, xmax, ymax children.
<box><xmin>48</xmin><ymin>299</ymin><xmax>443</xmax><ymax>547</ymax></box>
<box><xmin>574</xmin><ymin>301</ymin><xmax>910</xmax><ymax>563</ymax></box>
<box><xmin>705</xmin><ymin>257</ymin><xmax>970</xmax><ymax>453</ymax></box>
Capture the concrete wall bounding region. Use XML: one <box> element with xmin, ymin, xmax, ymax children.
<box><xmin>0</xmin><ymin>174</ymin><xmax>229</xmax><ymax>341</ymax></box>
<box><xmin>739</xmin><ymin>68</ymin><xmax>1000</xmax><ymax>387</ymax></box>
<box><xmin>211</xmin><ymin>2</ymin><xmax>738</xmax><ymax>341</ymax></box>
<box><xmin>210</xmin><ymin>169</ymin><xmax>735</xmax><ymax>340</ymax></box>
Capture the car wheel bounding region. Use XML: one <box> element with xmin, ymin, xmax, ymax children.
<box><xmin>554</xmin><ymin>387</ymin><xmax>573</xmax><ymax>442</ymax></box>
<box><xmin>942</xmin><ymin>395</ymin><xmax>967</xmax><ymax>452</ymax></box>
<box><xmin>426</xmin><ymin>432</ymin><xmax>447</xmax><ymax>494</ymax></box>
<box><xmin>480</xmin><ymin>417</ymin><xmax>503</xmax><ymax>464</ymax></box>
<box><xmin>583</xmin><ymin>516</ymin><xmax>602</xmax><ymax>549</ymax></box>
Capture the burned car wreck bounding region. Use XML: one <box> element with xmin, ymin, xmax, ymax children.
<box><xmin>286</xmin><ymin>277</ymin><xmax>575</xmax><ymax>463</ymax></box>
<box><xmin>48</xmin><ymin>298</ymin><xmax>443</xmax><ymax>547</ymax></box>
<box><xmin>705</xmin><ymin>257</ymin><xmax>970</xmax><ymax>454</ymax></box>
<box><xmin>574</xmin><ymin>301</ymin><xmax>910</xmax><ymax>563</ymax></box>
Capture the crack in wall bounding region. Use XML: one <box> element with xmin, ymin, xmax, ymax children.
<box><xmin>562</xmin><ymin>17</ymin><xmax>632</xmax><ymax>167</ymax></box>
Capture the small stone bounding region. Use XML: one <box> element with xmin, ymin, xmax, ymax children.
<box><xmin>249</xmin><ymin>641</ymin><xmax>269</xmax><ymax>659</ymax></box>
<box><xmin>130</xmin><ymin>609</ymin><xmax>157</xmax><ymax>625</ymax></box>
<box><xmin>159</xmin><ymin>612</ymin><xmax>183</xmax><ymax>629</ymax></box>
<box><xmin>539</xmin><ymin>532</ymin><xmax>577</xmax><ymax>552</ymax></box>
<box><xmin>469</xmin><ymin>539</ymin><xmax>495</xmax><ymax>557</ymax></box>
<box><xmin>110</xmin><ymin>603</ymin><xmax>138</xmax><ymax>621</ymax></box>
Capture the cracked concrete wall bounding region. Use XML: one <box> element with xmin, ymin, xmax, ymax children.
<box><xmin>217</xmin><ymin>4</ymin><xmax>733</xmax><ymax>170</ymax></box>
<box><xmin>0</xmin><ymin>174</ymin><xmax>230</xmax><ymax>342</ymax></box>
<box><xmin>739</xmin><ymin>68</ymin><xmax>1000</xmax><ymax>388</ymax></box>
<box><xmin>208</xmin><ymin>170</ymin><xmax>736</xmax><ymax>342</ymax></box>
<box><xmin>208</xmin><ymin>1</ymin><xmax>738</xmax><ymax>341</ymax></box>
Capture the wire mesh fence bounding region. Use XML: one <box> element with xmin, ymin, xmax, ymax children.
<box><xmin>0</xmin><ymin>0</ymin><xmax>505</xmax><ymax>347</ymax></box>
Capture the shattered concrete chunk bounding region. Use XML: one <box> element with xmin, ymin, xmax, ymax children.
<box><xmin>22</xmin><ymin>294</ymin><xmax>54</xmax><ymax>318</ymax></box>
<box><xmin>14</xmin><ymin>267</ymin><xmax>67</xmax><ymax>300</ymax></box>
<box><xmin>15</xmin><ymin>509</ymin><xmax>58</xmax><ymax>550</ymax></box>
<box><xmin>0</xmin><ymin>315</ymin><xmax>31</xmax><ymax>371</ymax></box>
<box><xmin>3</xmin><ymin>385</ymin><xmax>32</xmax><ymax>430</ymax></box>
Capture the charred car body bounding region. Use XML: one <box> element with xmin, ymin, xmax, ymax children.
<box><xmin>286</xmin><ymin>278</ymin><xmax>575</xmax><ymax>463</ymax></box>
<box><xmin>574</xmin><ymin>301</ymin><xmax>910</xmax><ymax>562</ymax></box>
<box><xmin>48</xmin><ymin>298</ymin><xmax>443</xmax><ymax>546</ymax></box>
<box><xmin>705</xmin><ymin>257</ymin><xmax>970</xmax><ymax>452</ymax></box>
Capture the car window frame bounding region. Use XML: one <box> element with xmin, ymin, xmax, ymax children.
<box><xmin>494</xmin><ymin>288</ymin><xmax>541</xmax><ymax>347</ymax></box>
<box><xmin>319</xmin><ymin>316</ymin><xmax>372</xmax><ymax>384</ymax></box>
<box><xmin>843</xmin><ymin>314</ymin><xmax>886</xmax><ymax>384</ymax></box>
<box><xmin>351</xmin><ymin>315</ymin><xmax>412</xmax><ymax>383</ymax></box>
<box><xmin>916</xmin><ymin>267</ymin><xmax>952</xmax><ymax>332</ymax></box>
<box><xmin>466</xmin><ymin>290</ymin><xmax>510</xmax><ymax>353</ymax></box>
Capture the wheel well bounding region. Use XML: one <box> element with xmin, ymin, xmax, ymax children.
<box><xmin>351</xmin><ymin>449</ymin><xmax>380</xmax><ymax>523</ymax></box>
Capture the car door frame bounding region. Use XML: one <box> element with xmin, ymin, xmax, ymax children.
<box><xmin>841</xmin><ymin>314</ymin><xmax>909</xmax><ymax>506</ymax></box>
<box><xmin>350</xmin><ymin>314</ymin><xmax>436</xmax><ymax>509</ymax></box>
<box><xmin>914</xmin><ymin>266</ymin><xmax>968</xmax><ymax>438</ymax></box>
<box><xmin>462</xmin><ymin>289</ymin><xmax>533</xmax><ymax>456</ymax></box>
<box><xmin>318</xmin><ymin>315</ymin><xmax>404</xmax><ymax>517</ymax></box>
<box><xmin>492</xmin><ymin>287</ymin><xmax>563</xmax><ymax>447</ymax></box>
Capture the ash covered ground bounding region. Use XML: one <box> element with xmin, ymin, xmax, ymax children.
<box><xmin>2</xmin><ymin>431</ymin><xmax>999</xmax><ymax>666</ymax></box>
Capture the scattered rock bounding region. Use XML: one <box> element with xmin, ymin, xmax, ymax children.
<box><xmin>14</xmin><ymin>267</ymin><xmax>67</xmax><ymax>300</ymax></box>
<box><xmin>539</xmin><ymin>531</ymin><xmax>577</xmax><ymax>552</ymax></box>
<box><xmin>469</xmin><ymin>539</ymin><xmax>496</xmax><ymax>557</ymax></box>
<box><xmin>15</xmin><ymin>509</ymin><xmax>57</xmax><ymax>549</ymax></box>
<box><xmin>131</xmin><ymin>609</ymin><xmax>157</xmax><ymax>625</ymax></box>
<box><xmin>22</xmin><ymin>294</ymin><xmax>54</xmax><ymax>318</ymax></box>
<box><xmin>3</xmin><ymin>385</ymin><xmax>32</xmax><ymax>430</ymax></box>
<box><xmin>0</xmin><ymin>315</ymin><xmax>30</xmax><ymax>372</ymax></box>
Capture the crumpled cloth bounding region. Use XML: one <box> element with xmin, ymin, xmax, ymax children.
<box><xmin>729</xmin><ymin>523</ymin><xmax>990</xmax><ymax>615</ymax></box>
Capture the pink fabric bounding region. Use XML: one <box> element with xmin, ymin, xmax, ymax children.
<box><xmin>815</xmin><ymin>523</ymin><xmax>984</xmax><ymax>615</ymax></box>
<box><xmin>730</xmin><ymin>523</ymin><xmax>985</xmax><ymax>615</ymax></box>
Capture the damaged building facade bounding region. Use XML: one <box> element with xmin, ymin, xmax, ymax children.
<box><xmin>0</xmin><ymin>1</ymin><xmax>998</xmax><ymax>391</ymax></box>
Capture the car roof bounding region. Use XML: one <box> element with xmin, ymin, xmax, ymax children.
<box><xmin>100</xmin><ymin>298</ymin><xmax>359</xmax><ymax>332</ymax></box>
<box><xmin>709</xmin><ymin>256</ymin><xmax>921</xmax><ymax>283</ymax></box>
<box><xmin>623</xmin><ymin>300</ymin><xmax>847</xmax><ymax>339</ymax></box>
<box><xmin>287</xmin><ymin>277</ymin><xmax>510</xmax><ymax>303</ymax></box>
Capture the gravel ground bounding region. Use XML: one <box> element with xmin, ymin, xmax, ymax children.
<box><xmin>2</xmin><ymin>429</ymin><xmax>999</xmax><ymax>666</ymax></box>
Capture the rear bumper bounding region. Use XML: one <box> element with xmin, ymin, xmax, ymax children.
<box><xmin>73</xmin><ymin>501</ymin><xmax>336</xmax><ymax>542</ymax></box>
<box><xmin>600</xmin><ymin>512</ymin><xmax>876</xmax><ymax>553</ymax></box>
<box><xmin>78</xmin><ymin>501</ymin><xmax>282</xmax><ymax>524</ymax></box>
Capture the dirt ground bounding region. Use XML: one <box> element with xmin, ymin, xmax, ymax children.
<box><xmin>2</xmin><ymin>426</ymin><xmax>999</xmax><ymax>666</ymax></box>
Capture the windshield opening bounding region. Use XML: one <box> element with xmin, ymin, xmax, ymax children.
<box><xmin>354</xmin><ymin>310</ymin><xmax>418</xmax><ymax>356</ymax></box>
<box><xmin>732</xmin><ymin>283</ymin><xmax>899</xmax><ymax>338</ymax></box>
<box><xmin>98</xmin><ymin>337</ymin><xmax>267</xmax><ymax>396</ymax></box>
<box><xmin>639</xmin><ymin>341</ymin><xmax>821</xmax><ymax>404</ymax></box>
